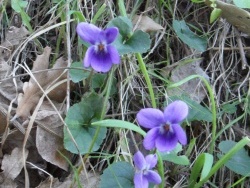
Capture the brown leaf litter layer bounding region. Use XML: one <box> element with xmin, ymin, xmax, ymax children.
<box><xmin>16</xmin><ymin>46</ymin><xmax>71</xmax><ymax>119</ymax></box>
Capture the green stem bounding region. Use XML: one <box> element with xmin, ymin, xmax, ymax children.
<box><xmin>156</xmin><ymin>151</ymin><xmax>165</xmax><ymax>188</ymax></box>
<box><xmin>118</xmin><ymin>0</ymin><xmax>156</xmax><ymax>108</ymax></box>
<box><xmin>88</xmin><ymin>68</ymin><xmax>114</xmax><ymax>152</ymax></box>
<box><xmin>78</xmin><ymin>68</ymin><xmax>114</xmax><ymax>175</ymax></box>
<box><xmin>201</xmin><ymin>78</ymin><xmax>216</xmax><ymax>154</ymax></box>
<box><xmin>135</xmin><ymin>53</ymin><xmax>157</xmax><ymax>108</ymax></box>
<box><xmin>118</xmin><ymin>0</ymin><xmax>127</xmax><ymax>17</ymax></box>
<box><xmin>117</xmin><ymin>1</ymin><xmax>162</xmax><ymax>187</ymax></box>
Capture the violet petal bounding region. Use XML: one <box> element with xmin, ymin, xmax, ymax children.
<box><xmin>145</xmin><ymin>154</ymin><xmax>157</xmax><ymax>169</ymax></box>
<box><xmin>137</xmin><ymin>108</ymin><xmax>164</xmax><ymax>129</ymax></box>
<box><xmin>144</xmin><ymin>170</ymin><xmax>162</xmax><ymax>184</ymax></box>
<box><xmin>89</xmin><ymin>51</ymin><xmax>113</xmax><ymax>72</ymax></box>
<box><xmin>107</xmin><ymin>45</ymin><xmax>120</xmax><ymax>64</ymax></box>
<box><xmin>172</xmin><ymin>124</ymin><xmax>187</xmax><ymax>145</ymax></box>
<box><xmin>134</xmin><ymin>172</ymin><xmax>148</xmax><ymax>188</ymax></box>
<box><xmin>164</xmin><ymin>100</ymin><xmax>188</xmax><ymax>124</ymax></box>
<box><xmin>76</xmin><ymin>23</ymin><xmax>101</xmax><ymax>45</ymax></box>
<box><xmin>104</xmin><ymin>27</ymin><xmax>119</xmax><ymax>44</ymax></box>
<box><xmin>133</xmin><ymin>151</ymin><xmax>146</xmax><ymax>170</ymax></box>
<box><xmin>143</xmin><ymin>127</ymin><xmax>159</xmax><ymax>150</ymax></box>
<box><xmin>155</xmin><ymin>131</ymin><xmax>178</xmax><ymax>152</ymax></box>
<box><xmin>83</xmin><ymin>46</ymin><xmax>95</xmax><ymax>67</ymax></box>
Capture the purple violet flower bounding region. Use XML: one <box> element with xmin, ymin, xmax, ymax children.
<box><xmin>136</xmin><ymin>100</ymin><xmax>188</xmax><ymax>152</ymax></box>
<box><xmin>133</xmin><ymin>151</ymin><xmax>161</xmax><ymax>188</ymax></box>
<box><xmin>76</xmin><ymin>22</ymin><xmax>120</xmax><ymax>73</ymax></box>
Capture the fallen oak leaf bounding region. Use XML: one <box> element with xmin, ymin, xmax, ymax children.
<box><xmin>16</xmin><ymin>46</ymin><xmax>69</xmax><ymax>119</ymax></box>
<box><xmin>1</xmin><ymin>147</ymin><xmax>29</xmax><ymax>180</ymax></box>
<box><xmin>35</xmin><ymin>101</ymin><xmax>72</xmax><ymax>171</ymax></box>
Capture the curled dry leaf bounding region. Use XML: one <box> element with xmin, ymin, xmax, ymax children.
<box><xmin>132</xmin><ymin>15</ymin><xmax>164</xmax><ymax>32</ymax></box>
<box><xmin>1</xmin><ymin>147</ymin><xmax>29</xmax><ymax>180</ymax></box>
<box><xmin>205</xmin><ymin>0</ymin><xmax>250</xmax><ymax>36</ymax></box>
<box><xmin>16</xmin><ymin>46</ymin><xmax>69</xmax><ymax>119</ymax></box>
<box><xmin>35</xmin><ymin>101</ymin><xmax>72</xmax><ymax>171</ymax></box>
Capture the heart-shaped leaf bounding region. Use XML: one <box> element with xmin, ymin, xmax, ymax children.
<box><xmin>100</xmin><ymin>161</ymin><xmax>134</xmax><ymax>188</ymax></box>
<box><xmin>64</xmin><ymin>92</ymin><xmax>107</xmax><ymax>154</ymax></box>
<box><xmin>70</xmin><ymin>62</ymin><xmax>90</xmax><ymax>83</ymax></box>
<box><xmin>218</xmin><ymin>140</ymin><xmax>250</xmax><ymax>176</ymax></box>
<box><xmin>173</xmin><ymin>20</ymin><xmax>207</xmax><ymax>52</ymax></box>
<box><xmin>108</xmin><ymin>16</ymin><xmax>151</xmax><ymax>55</ymax></box>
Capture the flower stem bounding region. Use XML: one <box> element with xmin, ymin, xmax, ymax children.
<box><xmin>135</xmin><ymin>53</ymin><xmax>157</xmax><ymax>108</ymax></box>
<box><xmin>118</xmin><ymin>1</ymin><xmax>161</xmax><ymax>187</ymax></box>
<box><xmin>156</xmin><ymin>151</ymin><xmax>165</xmax><ymax>188</ymax></box>
<box><xmin>87</xmin><ymin>68</ymin><xmax>114</xmax><ymax>153</ymax></box>
<box><xmin>118</xmin><ymin>0</ymin><xmax>157</xmax><ymax>108</ymax></box>
<box><xmin>77</xmin><ymin>68</ymin><xmax>114</xmax><ymax>176</ymax></box>
<box><xmin>200</xmin><ymin>77</ymin><xmax>216</xmax><ymax>154</ymax></box>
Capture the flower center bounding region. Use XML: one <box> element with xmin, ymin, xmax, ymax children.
<box><xmin>142</xmin><ymin>164</ymin><xmax>150</xmax><ymax>175</ymax></box>
<box><xmin>98</xmin><ymin>43</ymin><xmax>105</xmax><ymax>52</ymax></box>
<box><xmin>163</xmin><ymin>124</ymin><xmax>170</xmax><ymax>131</ymax></box>
<box><xmin>159</xmin><ymin>123</ymin><xmax>171</xmax><ymax>134</ymax></box>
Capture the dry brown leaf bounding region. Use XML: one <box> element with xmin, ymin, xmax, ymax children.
<box><xmin>0</xmin><ymin>172</ymin><xmax>17</xmax><ymax>188</ymax></box>
<box><xmin>2</xmin><ymin>26</ymin><xmax>29</xmax><ymax>47</ymax></box>
<box><xmin>166</xmin><ymin>60</ymin><xmax>209</xmax><ymax>103</ymax></box>
<box><xmin>36</xmin><ymin>171</ymin><xmax>100</xmax><ymax>188</ymax></box>
<box><xmin>0</xmin><ymin>26</ymin><xmax>27</xmax><ymax>134</ymax></box>
<box><xmin>205</xmin><ymin>0</ymin><xmax>250</xmax><ymax>36</ymax></box>
<box><xmin>1</xmin><ymin>147</ymin><xmax>28</xmax><ymax>180</ymax></box>
<box><xmin>35</xmin><ymin>102</ymin><xmax>72</xmax><ymax>171</ymax></box>
<box><xmin>16</xmin><ymin>46</ymin><xmax>69</xmax><ymax>119</ymax></box>
<box><xmin>132</xmin><ymin>15</ymin><xmax>164</xmax><ymax>32</ymax></box>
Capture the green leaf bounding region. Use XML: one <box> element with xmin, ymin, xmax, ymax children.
<box><xmin>160</xmin><ymin>144</ymin><xmax>190</xmax><ymax>165</ymax></box>
<box><xmin>221</xmin><ymin>103</ymin><xmax>237</xmax><ymax>114</ymax></box>
<box><xmin>218</xmin><ymin>140</ymin><xmax>250</xmax><ymax>176</ymax></box>
<box><xmin>189</xmin><ymin>153</ymin><xmax>214</xmax><ymax>187</ymax></box>
<box><xmin>91</xmin><ymin>73</ymin><xmax>107</xmax><ymax>89</ymax></box>
<box><xmin>100</xmin><ymin>161</ymin><xmax>134</xmax><ymax>188</ymax></box>
<box><xmin>113</xmin><ymin>30</ymin><xmax>151</xmax><ymax>55</ymax></box>
<box><xmin>107</xmin><ymin>16</ymin><xmax>133</xmax><ymax>37</ymax></box>
<box><xmin>210</xmin><ymin>8</ymin><xmax>222</xmax><ymax>23</ymax></box>
<box><xmin>64</xmin><ymin>93</ymin><xmax>107</xmax><ymax>154</ymax></box>
<box><xmin>11</xmin><ymin>0</ymin><xmax>27</xmax><ymax>11</ymax></box>
<box><xmin>92</xmin><ymin>119</ymin><xmax>146</xmax><ymax>137</ymax></box>
<box><xmin>69</xmin><ymin>62</ymin><xmax>90</xmax><ymax>83</ymax></box>
<box><xmin>91</xmin><ymin>73</ymin><xmax>117</xmax><ymax>95</ymax></box>
<box><xmin>166</xmin><ymin>95</ymin><xmax>212</xmax><ymax>122</ymax></box>
<box><xmin>107</xmin><ymin>16</ymin><xmax>151</xmax><ymax>55</ymax></box>
<box><xmin>69</xmin><ymin>11</ymin><xmax>86</xmax><ymax>22</ymax></box>
<box><xmin>11</xmin><ymin>0</ymin><xmax>32</xmax><ymax>31</ymax></box>
<box><xmin>173</xmin><ymin>20</ymin><xmax>207</xmax><ymax>52</ymax></box>
<box><xmin>233</xmin><ymin>0</ymin><xmax>250</xmax><ymax>8</ymax></box>
<box><xmin>191</xmin><ymin>0</ymin><xmax>204</xmax><ymax>3</ymax></box>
